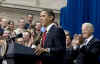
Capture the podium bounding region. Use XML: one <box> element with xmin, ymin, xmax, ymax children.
<box><xmin>3</xmin><ymin>43</ymin><xmax>37</xmax><ymax>64</ymax></box>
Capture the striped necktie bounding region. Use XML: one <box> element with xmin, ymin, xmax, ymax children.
<box><xmin>41</xmin><ymin>31</ymin><xmax>47</xmax><ymax>47</ymax></box>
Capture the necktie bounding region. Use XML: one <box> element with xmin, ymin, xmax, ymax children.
<box><xmin>36</xmin><ymin>31</ymin><xmax>47</xmax><ymax>64</ymax></box>
<box><xmin>41</xmin><ymin>31</ymin><xmax>47</xmax><ymax>47</ymax></box>
<box><xmin>84</xmin><ymin>39</ymin><xmax>88</xmax><ymax>45</ymax></box>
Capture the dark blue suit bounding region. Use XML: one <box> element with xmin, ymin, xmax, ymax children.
<box><xmin>64</xmin><ymin>47</ymin><xmax>79</xmax><ymax>64</ymax></box>
<box><xmin>42</xmin><ymin>25</ymin><xmax>66</xmax><ymax>64</ymax></box>
<box><xmin>75</xmin><ymin>37</ymin><xmax>100</xmax><ymax>64</ymax></box>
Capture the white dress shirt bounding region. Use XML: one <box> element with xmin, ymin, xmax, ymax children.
<box><xmin>45</xmin><ymin>23</ymin><xmax>56</xmax><ymax>53</ymax></box>
<box><xmin>85</xmin><ymin>35</ymin><xmax>94</xmax><ymax>45</ymax></box>
<box><xmin>46</xmin><ymin>23</ymin><xmax>55</xmax><ymax>33</ymax></box>
<box><xmin>80</xmin><ymin>35</ymin><xmax>94</xmax><ymax>48</ymax></box>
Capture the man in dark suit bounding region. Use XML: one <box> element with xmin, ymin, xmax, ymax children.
<box><xmin>74</xmin><ymin>23</ymin><xmax>100</xmax><ymax>64</ymax></box>
<box><xmin>35</xmin><ymin>9</ymin><xmax>66</xmax><ymax>64</ymax></box>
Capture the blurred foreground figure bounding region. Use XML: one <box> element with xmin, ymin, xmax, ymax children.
<box><xmin>0</xmin><ymin>29</ymin><xmax>37</xmax><ymax>64</ymax></box>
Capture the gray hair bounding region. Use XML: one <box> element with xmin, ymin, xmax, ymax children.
<box><xmin>82</xmin><ymin>23</ymin><xmax>94</xmax><ymax>33</ymax></box>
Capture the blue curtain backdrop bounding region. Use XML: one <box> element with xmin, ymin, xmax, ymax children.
<box><xmin>60</xmin><ymin>0</ymin><xmax>100</xmax><ymax>39</ymax></box>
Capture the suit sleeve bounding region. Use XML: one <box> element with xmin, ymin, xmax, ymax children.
<box><xmin>49</xmin><ymin>28</ymin><xmax>66</xmax><ymax>55</ymax></box>
<box><xmin>80</xmin><ymin>40</ymin><xmax>100</xmax><ymax>56</ymax></box>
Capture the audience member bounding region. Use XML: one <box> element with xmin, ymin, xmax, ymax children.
<box><xmin>34</xmin><ymin>22</ymin><xmax>42</xmax><ymax>45</ymax></box>
<box><xmin>25</xmin><ymin>14</ymin><xmax>33</xmax><ymax>29</ymax></box>
<box><xmin>1</xmin><ymin>18</ymin><xmax>8</xmax><ymax>30</ymax></box>
<box><xmin>16</xmin><ymin>37</ymin><xmax>24</xmax><ymax>45</ymax></box>
<box><xmin>14</xmin><ymin>18</ymin><xmax>26</xmax><ymax>35</ymax></box>
<box><xmin>23</xmin><ymin>31</ymin><xmax>34</xmax><ymax>48</ymax></box>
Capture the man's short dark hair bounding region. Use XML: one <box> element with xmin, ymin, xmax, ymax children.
<box><xmin>42</xmin><ymin>9</ymin><xmax>55</xmax><ymax>21</ymax></box>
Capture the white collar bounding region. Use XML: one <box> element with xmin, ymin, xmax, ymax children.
<box><xmin>46</xmin><ymin>23</ymin><xmax>55</xmax><ymax>32</ymax></box>
<box><xmin>85</xmin><ymin>35</ymin><xmax>94</xmax><ymax>45</ymax></box>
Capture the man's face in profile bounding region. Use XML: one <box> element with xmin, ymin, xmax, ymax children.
<box><xmin>40</xmin><ymin>11</ymin><xmax>50</xmax><ymax>27</ymax></box>
<box><xmin>82</xmin><ymin>25</ymin><xmax>92</xmax><ymax>39</ymax></box>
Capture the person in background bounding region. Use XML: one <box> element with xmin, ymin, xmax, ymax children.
<box><xmin>23</xmin><ymin>31</ymin><xmax>34</xmax><ymax>48</ymax></box>
<box><xmin>16</xmin><ymin>37</ymin><xmax>24</xmax><ymax>45</ymax></box>
<box><xmin>66</xmin><ymin>34</ymin><xmax>72</xmax><ymax>48</ymax></box>
<box><xmin>7</xmin><ymin>20</ymin><xmax>15</xmax><ymax>33</ymax></box>
<box><xmin>0</xmin><ymin>29</ymin><xmax>7</xmax><ymax>58</ymax></box>
<box><xmin>14</xmin><ymin>18</ymin><xmax>26</xmax><ymax>35</ymax></box>
<box><xmin>2</xmin><ymin>30</ymin><xmax>10</xmax><ymax>40</ymax></box>
<box><xmin>33</xmin><ymin>22</ymin><xmax>42</xmax><ymax>46</ymax></box>
<box><xmin>72</xmin><ymin>34</ymin><xmax>83</xmax><ymax>47</ymax></box>
<box><xmin>25</xmin><ymin>14</ymin><xmax>33</xmax><ymax>29</ymax></box>
<box><xmin>1</xmin><ymin>18</ymin><xmax>8</xmax><ymax>30</ymax></box>
<box><xmin>64</xmin><ymin>31</ymin><xmax>74</xmax><ymax>64</ymax></box>
<box><xmin>7</xmin><ymin>20</ymin><xmax>16</xmax><ymax>41</ymax></box>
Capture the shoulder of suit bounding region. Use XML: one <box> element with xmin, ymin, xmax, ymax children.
<box><xmin>92</xmin><ymin>37</ymin><xmax>100</xmax><ymax>42</ymax></box>
<box><xmin>51</xmin><ymin>26</ymin><xmax>64</xmax><ymax>32</ymax></box>
<box><xmin>91</xmin><ymin>38</ymin><xmax>100</xmax><ymax>46</ymax></box>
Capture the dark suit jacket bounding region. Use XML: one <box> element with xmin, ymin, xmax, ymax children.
<box><xmin>42</xmin><ymin>25</ymin><xmax>66</xmax><ymax>64</ymax></box>
<box><xmin>64</xmin><ymin>47</ymin><xmax>79</xmax><ymax>64</ymax></box>
<box><xmin>75</xmin><ymin>37</ymin><xmax>100</xmax><ymax>64</ymax></box>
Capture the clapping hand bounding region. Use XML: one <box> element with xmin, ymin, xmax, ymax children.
<box><xmin>72</xmin><ymin>34</ymin><xmax>83</xmax><ymax>46</ymax></box>
<box><xmin>35</xmin><ymin>44</ymin><xmax>48</xmax><ymax>56</ymax></box>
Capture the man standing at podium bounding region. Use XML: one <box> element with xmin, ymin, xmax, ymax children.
<box><xmin>35</xmin><ymin>9</ymin><xmax>66</xmax><ymax>64</ymax></box>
